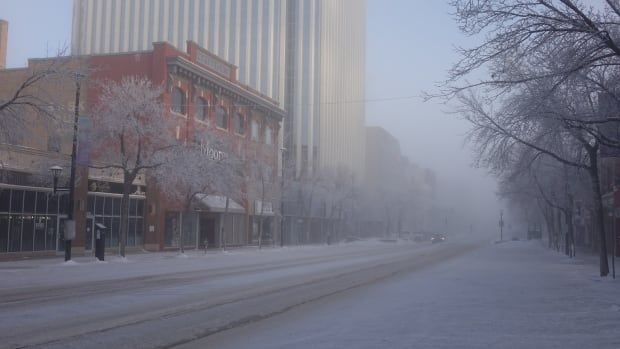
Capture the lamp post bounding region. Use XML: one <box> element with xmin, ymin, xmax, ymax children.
<box><xmin>49</xmin><ymin>72</ymin><xmax>84</xmax><ymax>262</ymax></box>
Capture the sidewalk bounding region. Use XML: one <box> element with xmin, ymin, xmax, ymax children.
<box><xmin>0</xmin><ymin>238</ymin><xmax>421</xmax><ymax>290</ymax></box>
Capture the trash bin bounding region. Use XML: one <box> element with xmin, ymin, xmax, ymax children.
<box><xmin>95</xmin><ymin>223</ymin><xmax>107</xmax><ymax>261</ymax></box>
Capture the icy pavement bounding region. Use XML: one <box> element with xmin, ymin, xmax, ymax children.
<box><xmin>193</xmin><ymin>240</ymin><xmax>620</xmax><ymax>349</ymax></box>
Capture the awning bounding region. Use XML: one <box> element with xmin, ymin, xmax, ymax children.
<box><xmin>195</xmin><ymin>194</ymin><xmax>245</xmax><ymax>214</ymax></box>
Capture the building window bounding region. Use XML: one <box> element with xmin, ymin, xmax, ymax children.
<box><xmin>234</xmin><ymin>113</ymin><xmax>245</xmax><ymax>135</ymax></box>
<box><xmin>47</xmin><ymin>134</ymin><xmax>61</xmax><ymax>152</ymax></box>
<box><xmin>171</xmin><ymin>87</ymin><xmax>185</xmax><ymax>115</ymax></box>
<box><xmin>216</xmin><ymin>106</ymin><xmax>228</xmax><ymax>130</ymax></box>
<box><xmin>195</xmin><ymin>96</ymin><xmax>208</xmax><ymax>122</ymax></box>
<box><xmin>264</xmin><ymin>126</ymin><xmax>273</xmax><ymax>145</ymax></box>
<box><xmin>251</xmin><ymin>119</ymin><xmax>260</xmax><ymax>141</ymax></box>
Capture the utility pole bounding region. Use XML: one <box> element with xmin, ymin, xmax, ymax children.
<box><xmin>64</xmin><ymin>73</ymin><xmax>83</xmax><ymax>261</ymax></box>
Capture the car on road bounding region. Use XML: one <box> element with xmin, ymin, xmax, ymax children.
<box><xmin>431</xmin><ymin>234</ymin><xmax>446</xmax><ymax>244</ymax></box>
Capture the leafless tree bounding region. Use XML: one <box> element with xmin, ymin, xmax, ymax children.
<box><xmin>443</xmin><ymin>0</ymin><xmax>620</xmax><ymax>276</ymax></box>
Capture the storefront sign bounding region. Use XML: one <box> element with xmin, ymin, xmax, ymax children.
<box><xmin>199</xmin><ymin>141</ymin><xmax>227</xmax><ymax>161</ymax></box>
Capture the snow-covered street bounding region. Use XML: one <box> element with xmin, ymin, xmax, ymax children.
<box><xmin>0</xmin><ymin>239</ymin><xmax>619</xmax><ymax>348</ymax></box>
<box><xmin>200</xmin><ymin>240</ymin><xmax>620</xmax><ymax>349</ymax></box>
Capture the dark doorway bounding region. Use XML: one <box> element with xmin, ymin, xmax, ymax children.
<box><xmin>199</xmin><ymin>216</ymin><xmax>216</xmax><ymax>248</ymax></box>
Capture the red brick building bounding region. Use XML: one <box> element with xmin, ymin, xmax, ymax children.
<box><xmin>0</xmin><ymin>41</ymin><xmax>284</xmax><ymax>258</ymax></box>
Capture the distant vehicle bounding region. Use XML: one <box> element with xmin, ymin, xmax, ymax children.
<box><xmin>431</xmin><ymin>234</ymin><xmax>446</xmax><ymax>244</ymax></box>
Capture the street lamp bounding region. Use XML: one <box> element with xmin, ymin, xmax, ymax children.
<box><xmin>49</xmin><ymin>165</ymin><xmax>63</xmax><ymax>193</ymax></box>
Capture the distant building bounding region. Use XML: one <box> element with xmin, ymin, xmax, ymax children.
<box><xmin>0</xmin><ymin>20</ymin><xmax>8</xmax><ymax>69</ymax></box>
<box><xmin>363</xmin><ymin>126</ymin><xmax>435</xmax><ymax>237</ymax></box>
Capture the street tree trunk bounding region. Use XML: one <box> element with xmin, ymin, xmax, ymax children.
<box><xmin>119</xmin><ymin>171</ymin><xmax>136</xmax><ymax>258</ymax></box>
<box><xmin>588</xmin><ymin>158</ymin><xmax>610</xmax><ymax>276</ymax></box>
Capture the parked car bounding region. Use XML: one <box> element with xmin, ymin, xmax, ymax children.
<box><xmin>431</xmin><ymin>234</ymin><xmax>446</xmax><ymax>244</ymax></box>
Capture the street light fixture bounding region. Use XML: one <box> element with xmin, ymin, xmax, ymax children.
<box><xmin>49</xmin><ymin>165</ymin><xmax>64</xmax><ymax>193</ymax></box>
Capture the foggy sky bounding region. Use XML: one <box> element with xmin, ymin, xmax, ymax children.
<box><xmin>0</xmin><ymin>0</ymin><xmax>503</xmax><ymax>236</ymax></box>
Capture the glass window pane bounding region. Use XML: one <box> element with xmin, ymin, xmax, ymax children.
<box><xmin>48</xmin><ymin>195</ymin><xmax>59</xmax><ymax>215</ymax></box>
<box><xmin>217</xmin><ymin>106</ymin><xmax>228</xmax><ymax>129</ymax></box>
<box><xmin>95</xmin><ymin>196</ymin><xmax>104</xmax><ymax>215</ymax></box>
<box><xmin>135</xmin><ymin>218</ymin><xmax>143</xmax><ymax>246</ymax></box>
<box><xmin>23</xmin><ymin>191</ymin><xmax>36</xmax><ymax>213</ymax></box>
<box><xmin>129</xmin><ymin>198</ymin><xmax>137</xmax><ymax>217</ymax></box>
<box><xmin>11</xmin><ymin>190</ymin><xmax>24</xmax><ymax>213</ymax></box>
<box><xmin>22</xmin><ymin>216</ymin><xmax>34</xmax><ymax>252</ymax></box>
<box><xmin>182</xmin><ymin>212</ymin><xmax>197</xmax><ymax>247</ymax></box>
<box><xmin>104</xmin><ymin>197</ymin><xmax>112</xmax><ymax>215</ymax></box>
<box><xmin>106</xmin><ymin>217</ymin><xmax>116</xmax><ymax>248</ymax></box>
<box><xmin>46</xmin><ymin>216</ymin><xmax>57</xmax><ymax>251</ymax></box>
<box><xmin>36</xmin><ymin>191</ymin><xmax>48</xmax><ymax>214</ymax></box>
<box><xmin>127</xmin><ymin>218</ymin><xmax>136</xmax><ymax>247</ymax></box>
<box><xmin>113</xmin><ymin>198</ymin><xmax>121</xmax><ymax>216</ymax></box>
<box><xmin>59</xmin><ymin>194</ymin><xmax>69</xmax><ymax>215</ymax></box>
<box><xmin>87</xmin><ymin>196</ymin><xmax>94</xmax><ymax>215</ymax></box>
<box><xmin>0</xmin><ymin>214</ymin><xmax>8</xmax><ymax>252</ymax></box>
<box><xmin>172</xmin><ymin>87</ymin><xmax>185</xmax><ymax>114</ymax></box>
<box><xmin>34</xmin><ymin>217</ymin><xmax>47</xmax><ymax>251</ymax></box>
<box><xmin>165</xmin><ymin>212</ymin><xmax>179</xmax><ymax>247</ymax></box>
<box><xmin>0</xmin><ymin>189</ymin><xmax>11</xmax><ymax>212</ymax></box>
<box><xmin>136</xmin><ymin>200</ymin><xmax>144</xmax><ymax>217</ymax></box>
<box><xmin>9</xmin><ymin>215</ymin><xmax>22</xmax><ymax>252</ymax></box>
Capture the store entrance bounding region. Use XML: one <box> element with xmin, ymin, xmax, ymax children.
<box><xmin>199</xmin><ymin>216</ymin><xmax>216</xmax><ymax>248</ymax></box>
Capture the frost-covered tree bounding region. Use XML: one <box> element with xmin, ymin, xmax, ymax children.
<box><xmin>152</xmin><ymin>136</ymin><xmax>242</xmax><ymax>252</ymax></box>
<box><xmin>442</xmin><ymin>0</ymin><xmax>620</xmax><ymax>276</ymax></box>
<box><xmin>91</xmin><ymin>76</ymin><xmax>177</xmax><ymax>257</ymax></box>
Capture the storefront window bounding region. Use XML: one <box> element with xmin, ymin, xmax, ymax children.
<box><xmin>182</xmin><ymin>212</ymin><xmax>197</xmax><ymax>247</ymax></box>
<box><xmin>165</xmin><ymin>212</ymin><xmax>180</xmax><ymax>247</ymax></box>
<box><xmin>9</xmin><ymin>216</ymin><xmax>22</xmax><ymax>252</ymax></box>
<box><xmin>0</xmin><ymin>190</ymin><xmax>9</xmax><ymax>212</ymax></box>
<box><xmin>11</xmin><ymin>190</ymin><xmax>24</xmax><ymax>212</ymax></box>
<box><xmin>23</xmin><ymin>191</ymin><xmax>36</xmax><ymax>213</ymax></box>
<box><xmin>22</xmin><ymin>216</ymin><xmax>34</xmax><ymax>252</ymax></box>
<box><xmin>36</xmin><ymin>192</ymin><xmax>48</xmax><ymax>214</ymax></box>
<box><xmin>34</xmin><ymin>217</ymin><xmax>47</xmax><ymax>251</ymax></box>
<box><xmin>0</xmin><ymin>215</ymin><xmax>8</xmax><ymax>252</ymax></box>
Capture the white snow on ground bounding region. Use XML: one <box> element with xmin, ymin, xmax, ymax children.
<box><xmin>0</xmin><ymin>239</ymin><xmax>404</xmax><ymax>290</ymax></box>
<box><xmin>197</xmin><ymin>240</ymin><xmax>620</xmax><ymax>349</ymax></box>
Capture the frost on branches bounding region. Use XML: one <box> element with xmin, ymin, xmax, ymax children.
<box><xmin>91</xmin><ymin>76</ymin><xmax>178</xmax><ymax>257</ymax></box>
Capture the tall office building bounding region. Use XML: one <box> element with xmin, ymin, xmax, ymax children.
<box><xmin>285</xmin><ymin>0</ymin><xmax>365</xmax><ymax>179</ymax></box>
<box><xmin>71</xmin><ymin>0</ymin><xmax>366</xmax><ymax>179</ymax></box>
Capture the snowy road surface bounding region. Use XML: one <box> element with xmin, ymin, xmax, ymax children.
<box><xmin>0</xmin><ymin>239</ymin><xmax>618</xmax><ymax>348</ymax></box>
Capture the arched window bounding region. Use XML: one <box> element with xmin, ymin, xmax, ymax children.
<box><xmin>171</xmin><ymin>87</ymin><xmax>185</xmax><ymax>115</ymax></box>
<box><xmin>234</xmin><ymin>113</ymin><xmax>245</xmax><ymax>135</ymax></box>
<box><xmin>216</xmin><ymin>106</ymin><xmax>228</xmax><ymax>129</ymax></box>
<box><xmin>251</xmin><ymin>119</ymin><xmax>260</xmax><ymax>141</ymax></box>
<box><xmin>195</xmin><ymin>96</ymin><xmax>208</xmax><ymax>122</ymax></box>
<box><xmin>264</xmin><ymin>126</ymin><xmax>273</xmax><ymax>145</ymax></box>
